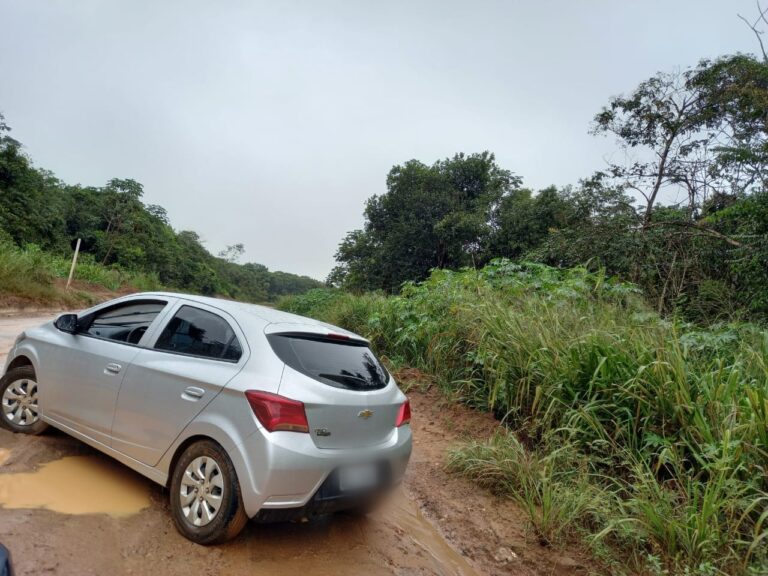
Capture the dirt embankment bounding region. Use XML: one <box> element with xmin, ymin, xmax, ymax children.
<box><xmin>405</xmin><ymin>388</ymin><xmax>595</xmax><ymax>576</ymax></box>
<box><xmin>0</xmin><ymin>279</ymin><xmax>130</xmax><ymax>314</ymax></box>
<box><xmin>0</xmin><ymin>313</ymin><xmax>595</xmax><ymax>576</ymax></box>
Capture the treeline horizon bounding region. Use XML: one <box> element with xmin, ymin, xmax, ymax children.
<box><xmin>3</xmin><ymin>48</ymin><xmax>767</xmax><ymax>318</ymax></box>
<box><xmin>329</xmin><ymin>51</ymin><xmax>768</xmax><ymax>324</ymax></box>
<box><xmin>0</xmin><ymin>116</ymin><xmax>322</xmax><ymax>302</ymax></box>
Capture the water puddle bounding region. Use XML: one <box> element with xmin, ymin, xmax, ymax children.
<box><xmin>0</xmin><ymin>455</ymin><xmax>150</xmax><ymax>517</ymax></box>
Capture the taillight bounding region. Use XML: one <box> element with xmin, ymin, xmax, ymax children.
<box><xmin>395</xmin><ymin>399</ymin><xmax>411</xmax><ymax>427</ymax></box>
<box><xmin>245</xmin><ymin>391</ymin><xmax>309</xmax><ymax>433</ymax></box>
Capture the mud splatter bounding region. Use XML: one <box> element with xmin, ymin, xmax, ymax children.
<box><xmin>0</xmin><ymin>455</ymin><xmax>150</xmax><ymax>516</ymax></box>
<box><xmin>381</xmin><ymin>493</ymin><xmax>479</xmax><ymax>575</ymax></box>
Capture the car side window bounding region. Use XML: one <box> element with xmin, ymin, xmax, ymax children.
<box><xmin>83</xmin><ymin>301</ymin><xmax>166</xmax><ymax>344</ymax></box>
<box><xmin>154</xmin><ymin>305</ymin><xmax>242</xmax><ymax>362</ymax></box>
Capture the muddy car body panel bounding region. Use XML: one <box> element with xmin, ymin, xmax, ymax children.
<box><xmin>2</xmin><ymin>293</ymin><xmax>412</xmax><ymax>521</ymax></box>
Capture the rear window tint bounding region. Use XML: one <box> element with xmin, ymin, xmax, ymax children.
<box><xmin>267</xmin><ymin>333</ymin><xmax>389</xmax><ymax>391</ymax></box>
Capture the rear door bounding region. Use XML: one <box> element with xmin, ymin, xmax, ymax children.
<box><xmin>269</xmin><ymin>329</ymin><xmax>403</xmax><ymax>449</ymax></box>
<box><xmin>110</xmin><ymin>302</ymin><xmax>247</xmax><ymax>466</ymax></box>
<box><xmin>42</xmin><ymin>298</ymin><xmax>173</xmax><ymax>446</ymax></box>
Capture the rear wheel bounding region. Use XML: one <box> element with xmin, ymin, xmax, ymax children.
<box><xmin>169</xmin><ymin>440</ymin><xmax>248</xmax><ymax>545</ymax></box>
<box><xmin>0</xmin><ymin>366</ymin><xmax>48</xmax><ymax>434</ymax></box>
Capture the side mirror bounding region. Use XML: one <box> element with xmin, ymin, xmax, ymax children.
<box><xmin>54</xmin><ymin>313</ymin><xmax>79</xmax><ymax>334</ymax></box>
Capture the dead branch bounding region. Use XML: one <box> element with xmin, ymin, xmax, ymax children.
<box><xmin>739</xmin><ymin>1</ymin><xmax>768</xmax><ymax>62</ymax></box>
<box><xmin>645</xmin><ymin>220</ymin><xmax>745</xmax><ymax>247</ymax></box>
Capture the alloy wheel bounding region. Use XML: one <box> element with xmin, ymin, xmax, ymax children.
<box><xmin>2</xmin><ymin>378</ymin><xmax>40</xmax><ymax>426</ymax></box>
<box><xmin>179</xmin><ymin>456</ymin><xmax>225</xmax><ymax>527</ymax></box>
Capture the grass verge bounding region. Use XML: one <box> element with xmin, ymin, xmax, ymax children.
<box><xmin>0</xmin><ymin>241</ymin><xmax>161</xmax><ymax>309</ymax></box>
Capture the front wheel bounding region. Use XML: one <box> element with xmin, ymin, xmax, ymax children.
<box><xmin>0</xmin><ymin>366</ymin><xmax>48</xmax><ymax>434</ymax></box>
<box><xmin>169</xmin><ymin>440</ymin><xmax>248</xmax><ymax>545</ymax></box>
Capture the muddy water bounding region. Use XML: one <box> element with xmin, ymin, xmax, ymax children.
<box><xmin>0</xmin><ymin>454</ymin><xmax>150</xmax><ymax>516</ymax></box>
<box><xmin>381</xmin><ymin>493</ymin><xmax>479</xmax><ymax>575</ymax></box>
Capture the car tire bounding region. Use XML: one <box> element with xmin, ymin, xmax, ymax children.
<box><xmin>0</xmin><ymin>366</ymin><xmax>48</xmax><ymax>435</ymax></box>
<box><xmin>169</xmin><ymin>440</ymin><xmax>248</xmax><ymax>545</ymax></box>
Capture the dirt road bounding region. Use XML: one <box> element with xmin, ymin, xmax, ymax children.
<box><xmin>0</xmin><ymin>313</ymin><xmax>591</xmax><ymax>576</ymax></box>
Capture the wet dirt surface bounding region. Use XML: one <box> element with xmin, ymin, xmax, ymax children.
<box><xmin>0</xmin><ymin>313</ymin><xmax>596</xmax><ymax>575</ymax></box>
<box><xmin>0</xmin><ymin>437</ymin><xmax>478</xmax><ymax>576</ymax></box>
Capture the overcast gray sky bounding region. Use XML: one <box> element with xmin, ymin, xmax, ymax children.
<box><xmin>0</xmin><ymin>0</ymin><xmax>758</xmax><ymax>279</ymax></box>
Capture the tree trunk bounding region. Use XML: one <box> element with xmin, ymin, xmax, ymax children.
<box><xmin>643</xmin><ymin>136</ymin><xmax>674</xmax><ymax>229</ymax></box>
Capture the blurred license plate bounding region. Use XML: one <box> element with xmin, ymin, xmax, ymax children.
<box><xmin>338</xmin><ymin>464</ymin><xmax>378</xmax><ymax>492</ymax></box>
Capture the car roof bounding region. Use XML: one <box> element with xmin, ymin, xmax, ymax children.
<box><xmin>134</xmin><ymin>291</ymin><xmax>365</xmax><ymax>340</ymax></box>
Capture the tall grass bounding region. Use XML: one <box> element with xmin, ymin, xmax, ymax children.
<box><xmin>279</xmin><ymin>260</ymin><xmax>768</xmax><ymax>574</ymax></box>
<box><xmin>0</xmin><ymin>241</ymin><xmax>74</xmax><ymax>305</ymax></box>
<box><xmin>0</xmin><ymin>241</ymin><xmax>161</xmax><ymax>306</ymax></box>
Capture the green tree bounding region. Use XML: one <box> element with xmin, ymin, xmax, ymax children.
<box><xmin>528</xmin><ymin>174</ymin><xmax>640</xmax><ymax>275</ymax></box>
<box><xmin>0</xmin><ymin>120</ymin><xmax>67</xmax><ymax>249</ymax></box>
<box><xmin>690</xmin><ymin>54</ymin><xmax>768</xmax><ymax>192</ymax></box>
<box><xmin>592</xmin><ymin>70</ymin><xmax>710</xmax><ymax>227</ymax></box>
<box><xmin>328</xmin><ymin>229</ymin><xmax>383</xmax><ymax>291</ymax></box>
<box><xmin>490</xmin><ymin>186</ymin><xmax>571</xmax><ymax>259</ymax></box>
<box><xmin>96</xmin><ymin>178</ymin><xmax>145</xmax><ymax>265</ymax></box>
<box><xmin>333</xmin><ymin>152</ymin><xmax>518</xmax><ymax>291</ymax></box>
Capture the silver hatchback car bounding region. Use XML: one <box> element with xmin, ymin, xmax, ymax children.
<box><xmin>0</xmin><ymin>293</ymin><xmax>412</xmax><ymax>544</ymax></box>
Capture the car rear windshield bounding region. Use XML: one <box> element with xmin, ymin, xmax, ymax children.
<box><xmin>267</xmin><ymin>333</ymin><xmax>389</xmax><ymax>391</ymax></box>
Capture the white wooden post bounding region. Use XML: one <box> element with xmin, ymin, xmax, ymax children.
<box><xmin>66</xmin><ymin>238</ymin><xmax>81</xmax><ymax>290</ymax></box>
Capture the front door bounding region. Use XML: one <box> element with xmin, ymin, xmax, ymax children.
<box><xmin>42</xmin><ymin>299</ymin><xmax>171</xmax><ymax>446</ymax></box>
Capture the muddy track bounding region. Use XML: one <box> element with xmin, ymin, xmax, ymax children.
<box><xmin>0</xmin><ymin>313</ymin><xmax>593</xmax><ymax>576</ymax></box>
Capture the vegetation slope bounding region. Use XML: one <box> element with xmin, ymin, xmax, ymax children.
<box><xmin>280</xmin><ymin>264</ymin><xmax>768</xmax><ymax>575</ymax></box>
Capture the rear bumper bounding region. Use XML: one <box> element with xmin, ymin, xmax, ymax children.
<box><xmin>231</xmin><ymin>424</ymin><xmax>412</xmax><ymax>518</ymax></box>
<box><xmin>253</xmin><ymin>462</ymin><xmax>393</xmax><ymax>523</ymax></box>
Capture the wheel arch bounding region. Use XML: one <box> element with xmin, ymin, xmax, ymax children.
<box><xmin>4</xmin><ymin>341</ymin><xmax>42</xmax><ymax>380</ymax></box>
<box><xmin>165</xmin><ymin>434</ymin><xmax>222</xmax><ymax>488</ymax></box>
<box><xmin>159</xmin><ymin>418</ymin><xmax>262</xmax><ymax>517</ymax></box>
<box><xmin>6</xmin><ymin>355</ymin><xmax>35</xmax><ymax>375</ymax></box>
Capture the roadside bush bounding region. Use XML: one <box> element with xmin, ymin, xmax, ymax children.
<box><xmin>279</xmin><ymin>260</ymin><xmax>768</xmax><ymax>574</ymax></box>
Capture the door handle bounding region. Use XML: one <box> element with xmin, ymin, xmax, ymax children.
<box><xmin>104</xmin><ymin>363</ymin><xmax>122</xmax><ymax>375</ymax></box>
<box><xmin>182</xmin><ymin>386</ymin><xmax>205</xmax><ymax>401</ymax></box>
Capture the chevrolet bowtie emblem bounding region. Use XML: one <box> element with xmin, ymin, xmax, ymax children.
<box><xmin>358</xmin><ymin>409</ymin><xmax>374</xmax><ymax>419</ymax></box>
